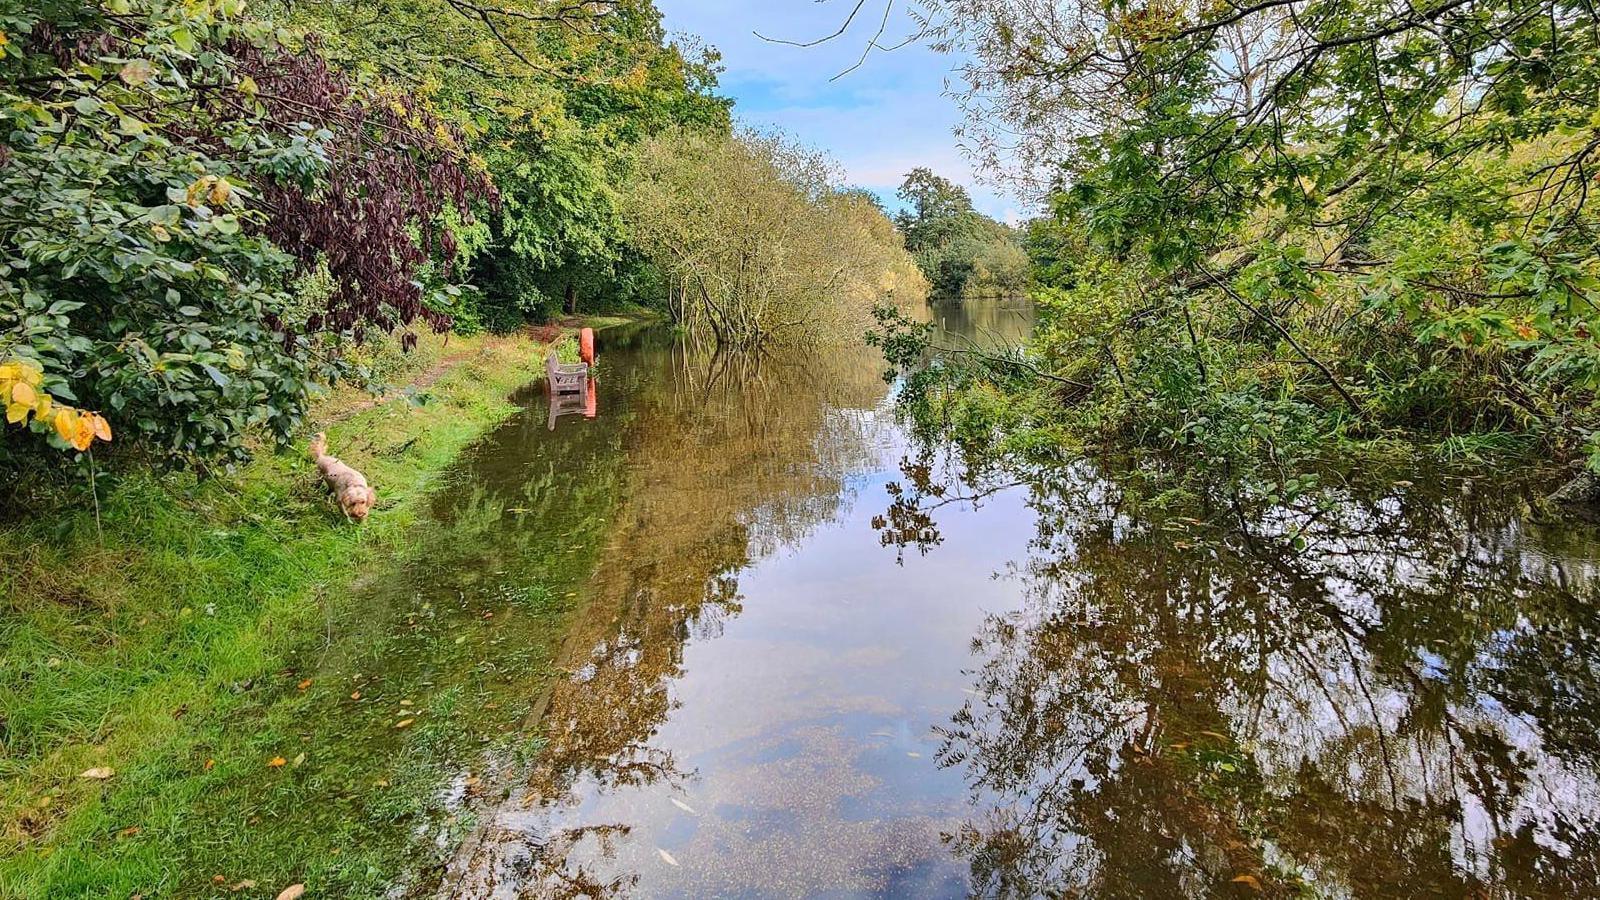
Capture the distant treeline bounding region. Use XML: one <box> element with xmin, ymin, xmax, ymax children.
<box><xmin>894</xmin><ymin>168</ymin><xmax>1028</xmax><ymax>300</ymax></box>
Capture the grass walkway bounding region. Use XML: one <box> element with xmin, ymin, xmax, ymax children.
<box><xmin>0</xmin><ymin>330</ymin><xmax>580</xmax><ymax>898</ymax></box>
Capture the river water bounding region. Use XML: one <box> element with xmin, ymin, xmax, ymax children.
<box><xmin>408</xmin><ymin>300</ymin><xmax>1600</xmax><ymax>898</ymax></box>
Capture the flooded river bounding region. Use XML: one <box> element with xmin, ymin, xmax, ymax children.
<box><xmin>356</xmin><ymin>300</ymin><xmax>1598</xmax><ymax>898</ymax></box>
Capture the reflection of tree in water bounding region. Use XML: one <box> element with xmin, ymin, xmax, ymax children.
<box><xmin>447</xmin><ymin>334</ymin><xmax>893</xmax><ymax>897</ymax></box>
<box><xmin>886</xmin><ymin>457</ymin><xmax>1600</xmax><ymax>897</ymax></box>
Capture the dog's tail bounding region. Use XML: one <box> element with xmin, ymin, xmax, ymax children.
<box><xmin>308</xmin><ymin>431</ymin><xmax>328</xmax><ymax>460</ymax></box>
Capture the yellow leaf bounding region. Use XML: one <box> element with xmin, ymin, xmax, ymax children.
<box><xmin>79</xmin><ymin>767</ymin><xmax>115</xmax><ymax>780</ymax></box>
<box><xmin>209</xmin><ymin>177</ymin><xmax>233</xmax><ymax>206</ymax></box>
<box><xmin>90</xmin><ymin>413</ymin><xmax>111</xmax><ymax>441</ymax></box>
<box><xmin>10</xmin><ymin>381</ymin><xmax>35</xmax><ymax>406</ymax></box>
<box><xmin>1231</xmin><ymin>874</ymin><xmax>1262</xmax><ymax>891</ymax></box>
<box><xmin>394</xmin><ymin>718</ymin><xmax>414</xmax><ymax>729</ymax></box>
<box><xmin>5</xmin><ymin>402</ymin><xmax>28</xmax><ymax>425</ymax></box>
<box><xmin>276</xmin><ymin>885</ymin><xmax>306</xmax><ymax>900</ymax></box>
<box><xmin>35</xmin><ymin>394</ymin><xmax>51</xmax><ymax>419</ymax></box>
<box><xmin>54</xmin><ymin>407</ymin><xmax>79</xmax><ymax>443</ymax></box>
<box><xmin>0</xmin><ymin>362</ymin><xmax>19</xmax><ymax>380</ymax></box>
<box><xmin>186</xmin><ymin>176</ymin><xmax>214</xmax><ymax>209</ymax></box>
<box><xmin>267</xmin><ymin>756</ymin><xmax>287</xmax><ymax>768</ymax></box>
<box><xmin>238</xmin><ymin>75</ymin><xmax>258</xmax><ymax>97</ymax></box>
<box><xmin>72</xmin><ymin>416</ymin><xmax>95</xmax><ymax>451</ymax></box>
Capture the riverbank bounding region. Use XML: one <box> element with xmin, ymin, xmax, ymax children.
<box><xmin>0</xmin><ymin>328</ymin><xmax>586</xmax><ymax>898</ymax></box>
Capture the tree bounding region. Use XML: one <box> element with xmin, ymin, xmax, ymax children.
<box><xmin>624</xmin><ymin>129</ymin><xmax>926</xmax><ymax>348</ymax></box>
<box><xmin>891</xmin><ymin>0</ymin><xmax>1600</xmax><ymax>477</ymax></box>
<box><xmin>272</xmin><ymin>0</ymin><xmax>734</xmax><ymax>325</ymax></box>
<box><xmin>895</xmin><ymin>168</ymin><xmax>1025</xmax><ymax>298</ymax></box>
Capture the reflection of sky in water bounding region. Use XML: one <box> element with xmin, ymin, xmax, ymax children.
<box><xmin>456</xmin><ymin>398</ymin><xmax>1042</xmax><ymax>896</ymax></box>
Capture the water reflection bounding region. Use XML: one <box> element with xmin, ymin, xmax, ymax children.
<box><xmin>432</xmin><ymin>299</ymin><xmax>1600</xmax><ymax>899</ymax></box>
<box><xmin>446</xmin><ymin>329</ymin><xmax>898</xmax><ymax>897</ymax></box>
<box><xmin>919</xmin><ymin>298</ymin><xmax>1036</xmax><ymax>349</ymax></box>
<box><xmin>884</xmin><ymin>457</ymin><xmax>1600</xmax><ymax>897</ymax></box>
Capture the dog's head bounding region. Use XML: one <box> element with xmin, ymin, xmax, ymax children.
<box><xmin>341</xmin><ymin>485</ymin><xmax>377</xmax><ymax>522</ymax></box>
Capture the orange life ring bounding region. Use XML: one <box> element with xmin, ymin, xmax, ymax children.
<box><xmin>579</xmin><ymin>328</ymin><xmax>595</xmax><ymax>365</ymax></box>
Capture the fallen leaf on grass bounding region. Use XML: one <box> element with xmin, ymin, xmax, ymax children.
<box><xmin>79</xmin><ymin>767</ymin><xmax>115</xmax><ymax>780</ymax></box>
<box><xmin>350</xmin><ymin>692</ymin><xmax>362</xmax><ymax>700</ymax></box>
<box><xmin>656</xmin><ymin>848</ymin><xmax>680</xmax><ymax>867</ymax></box>
<box><xmin>267</xmin><ymin>757</ymin><xmax>287</xmax><ymax>768</ymax></box>
<box><xmin>276</xmin><ymin>885</ymin><xmax>306</xmax><ymax>900</ymax></box>
<box><xmin>116</xmin><ymin>826</ymin><xmax>141</xmax><ymax>838</ymax></box>
<box><xmin>1231</xmin><ymin>874</ymin><xmax>1262</xmax><ymax>891</ymax></box>
<box><xmin>229</xmin><ymin>880</ymin><xmax>257</xmax><ymax>892</ymax></box>
<box><xmin>394</xmin><ymin>719</ymin><xmax>414</xmax><ymax>729</ymax></box>
<box><xmin>292</xmin><ymin>753</ymin><xmax>307</xmax><ymax>767</ymax></box>
<box><xmin>297</xmin><ymin>679</ymin><xmax>313</xmax><ymax>691</ymax></box>
<box><xmin>203</xmin><ymin>758</ymin><xmax>215</xmax><ymax>771</ymax></box>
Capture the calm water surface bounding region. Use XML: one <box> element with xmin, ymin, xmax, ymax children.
<box><xmin>425</xmin><ymin>300</ymin><xmax>1600</xmax><ymax>898</ymax></box>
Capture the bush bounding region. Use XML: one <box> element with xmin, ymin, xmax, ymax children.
<box><xmin>1</xmin><ymin>0</ymin><xmax>313</xmax><ymax>465</ymax></box>
<box><xmin>0</xmin><ymin>0</ymin><xmax>492</xmax><ymax>467</ymax></box>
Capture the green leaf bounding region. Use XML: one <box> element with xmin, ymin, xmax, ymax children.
<box><xmin>170</xmin><ymin>26</ymin><xmax>197</xmax><ymax>53</ymax></box>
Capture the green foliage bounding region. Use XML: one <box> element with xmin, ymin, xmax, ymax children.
<box><xmin>269</xmin><ymin>0</ymin><xmax>733</xmax><ymax>326</ymax></box>
<box><xmin>0</xmin><ymin>0</ymin><xmax>314</xmax><ymax>466</ymax></box>
<box><xmin>895</xmin><ymin>168</ymin><xmax>1026</xmax><ymax>298</ymax></box>
<box><xmin>2</xmin><ymin>0</ymin><xmax>732</xmax><ymax>473</ymax></box>
<box><xmin>903</xmin><ymin>0</ymin><xmax>1600</xmax><ymax>490</ymax></box>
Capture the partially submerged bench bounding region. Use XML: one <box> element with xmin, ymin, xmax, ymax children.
<box><xmin>546</xmin><ymin>352</ymin><xmax>589</xmax><ymax>396</ymax></box>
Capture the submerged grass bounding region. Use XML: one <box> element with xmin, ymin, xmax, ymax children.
<box><xmin>0</xmin><ymin>329</ymin><xmax>603</xmax><ymax>898</ymax></box>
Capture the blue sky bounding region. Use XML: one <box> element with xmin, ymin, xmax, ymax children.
<box><xmin>655</xmin><ymin>0</ymin><xmax>1023</xmax><ymax>223</ymax></box>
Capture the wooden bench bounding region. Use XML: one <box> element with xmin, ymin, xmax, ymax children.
<box><xmin>546</xmin><ymin>352</ymin><xmax>589</xmax><ymax>396</ymax></box>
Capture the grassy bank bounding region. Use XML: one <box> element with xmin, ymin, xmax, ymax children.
<box><xmin>0</xmin><ymin>329</ymin><xmax>601</xmax><ymax>898</ymax></box>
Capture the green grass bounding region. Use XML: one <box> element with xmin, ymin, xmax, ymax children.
<box><xmin>0</xmin><ymin>333</ymin><xmax>601</xmax><ymax>899</ymax></box>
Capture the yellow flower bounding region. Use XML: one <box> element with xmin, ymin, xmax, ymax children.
<box><xmin>10</xmin><ymin>380</ymin><xmax>36</xmax><ymax>406</ymax></box>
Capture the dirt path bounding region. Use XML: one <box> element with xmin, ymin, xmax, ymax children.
<box><xmin>324</xmin><ymin>330</ymin><xmax>559</xmax><ymax>426</ymax></box>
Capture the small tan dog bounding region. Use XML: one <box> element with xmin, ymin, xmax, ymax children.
<box><xmin>308</xmin><ymin>432</ymin><xmax>377</xmax><ymax>522</ymax></box>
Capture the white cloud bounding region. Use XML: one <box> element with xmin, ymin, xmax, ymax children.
<box><xmin>657</xmin><ymin>0</ymin><xmax>1028</xmax><ymax>221</ymax></box>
